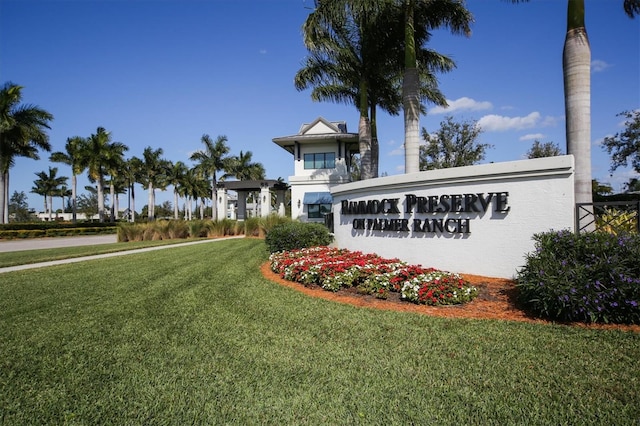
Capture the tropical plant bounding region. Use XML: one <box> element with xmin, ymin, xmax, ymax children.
<box><xmin>0</xmin><ymin>82</ymin><xmax>53</xmax><ymax>223</ymax></box>
<box><xmin>298</xmin><ymin>1</ymin><xmax>464</xmax><ymax>179</ymax></box>
<box><xmin>57</xmin><ymin>185</ymin><xmax>72</xmax><ymax>214</ymax></box>
<box><xmin>509</xmin><ymin>1</ymin><xmax>639</xmax><ymax>227</ymax></box>
<box><xmin>166</xmin><ymin>161</ymin><xmax>188</xmax><ymax>220</ymax></box>
<box><xmin>516</xmin><ymin>229</ymin><xmax>640</xmax><ymax>324</ymax></box>
<box><xmin>123</xmin><ymin>156</ymin><xmax>143</xmax><ymax>222</ymax></box>
<box><xmin>190</xmin><ymin>134</ymin><xmax>230</xmax><ymax>221</ymax></box>
<box><xmin>401</xmin><ymin>0</ymin><xmax>472</xmax><ymax>174</ymax></box>
<box><xmin>224</xmin><ymin>150</ymin><xmax>265</xmax><ymax>181</ymax></box>
<box><xmin>50</xmin><ymin>136</ymin><xmax>87</xmax><ymax>223</ymax></box>
<box><xmin>82</xmin><ymin>127</ymin><xmax>128</xmax><ymax>222</ymax></box>
<box><xmin>138</xmin><ymin>146</ymin><xmax>169</xmax><ymax>221</ymax></box>
<box><xmin>419</xmin><ymin>116</ymin><xmax>490</xmax><ymax>170</ymax></box>
<box><xmin>31</xmin><ymin>167</ymin><xmax>67</xmax><ymax>221</ymax></box>
<box><xmin>105</xmin><ymin>148</ymin><xmax>128</xmax><ymax>222</ymax></box>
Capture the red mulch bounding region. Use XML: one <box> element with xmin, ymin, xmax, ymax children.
<box><xmin>260</xmin><ymin>262</ymin><xmax>639</xmax><ymax>333</ymax></box>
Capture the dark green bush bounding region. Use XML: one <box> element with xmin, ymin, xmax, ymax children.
<box><xmin>516</xmin><ymin>230</ymin><xmax>640</xmax><ymax>324</ymax></box>
<box><xmin>265</xmin><ymin>222</ymin><xmax>333</xmax><ymax>253</ymax></box>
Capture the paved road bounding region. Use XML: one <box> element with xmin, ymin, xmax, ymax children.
<box><xmin>0</xmin><ymin>235</ymin><xmax>244</xmax><ymax>274</ymax></box>
<box><xmin>0</xmin><ymin>235</ymin><xmax>118</xmax><ymax>253</ymax></box>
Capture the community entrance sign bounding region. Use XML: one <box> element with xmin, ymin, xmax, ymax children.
<box><xmin>330</xmin><ymin>156</ymin><xmax>575</xmax><ymax>278</ymax></box>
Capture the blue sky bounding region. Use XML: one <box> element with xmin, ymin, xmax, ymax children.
<box><xmin>2</xmin><ymin>0</ymin><xmax>639</xmax><ymax>212</ymax></box>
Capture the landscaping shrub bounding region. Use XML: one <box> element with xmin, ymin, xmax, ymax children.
<box><xmin>596</xmin><ymin>208</ymin><xmax>638</xmax><ymax>235</ymax></box>
<box><xmin>516</xmin><ymin>230</ymin><xmax>640</xmax><ymax>324</ymax></box>
<box><xmin>265</xmin><ymin>222</ymin><xmax>333</xmax><ymax>253</ymax></box>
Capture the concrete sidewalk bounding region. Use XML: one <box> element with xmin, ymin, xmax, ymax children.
<box><xmin>0</xmin><ymin>236</ymin><xmax>244</xmax><ymax>274</ymax></box>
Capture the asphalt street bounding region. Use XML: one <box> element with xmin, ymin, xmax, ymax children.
<box><xmin>0</xmin><ymin>235</ymin><xmax>243</xmax><ymax>274</ymax></box>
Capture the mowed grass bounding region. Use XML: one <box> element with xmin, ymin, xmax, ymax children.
<box><xmin>0</xmin><ymin>238</ymin><xmax>638</xmax><ymax>424</ymax></box>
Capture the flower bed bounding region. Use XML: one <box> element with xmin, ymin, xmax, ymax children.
<box><xmin>269</xmin><ymin>246</ymin><xmax>478</xmax><ymax>306</ymax></box>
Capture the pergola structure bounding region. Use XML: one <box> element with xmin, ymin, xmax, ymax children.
<box><xmin>216</xmin><ymin>180</ymin><xmax>288</xmax><ymax>220</ymax></box>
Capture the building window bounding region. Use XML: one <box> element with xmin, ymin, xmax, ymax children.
<box><xmin>304</xmin><ymin>152</ymin><xmax>335</xmax><ymax>169</ymax></box>
<box><xmin>308</xmin><ymin>203</ymin><xmax>332</xmax><ymax>219</ymax></box>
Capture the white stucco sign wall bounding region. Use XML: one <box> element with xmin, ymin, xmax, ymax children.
<box><xmin>331</xmin><ymin>156</ymin><xmax>575</xmax><ymax>278</ymax></box>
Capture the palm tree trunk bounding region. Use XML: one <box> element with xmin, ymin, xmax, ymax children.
<box><xmin>403</xmin><ymin>0</ymin><xmax>420</xmax><ymax>174</ymax></box>
<box><xmin>71</xmin><ymin>174</ymin><xmax>77</xmax><ymax>223</ymax></box>
<box><xmin>110</xmin><ymin>182</ymin><xmax>116</xmax><ymax>222</ymax></box>
<box><xmin>564</xmin><ymin>0</ymin><xmax>593</xmax><ymax>230</ymax></box>
<box><xmin>370</xmin><ymin>104</ymin><xmax>379</xmax><ymax>178</ymax></box>
<box><xmin>174</xmin><ymin>190</ymin><xmax>179</xmax><ymax>220</ymax></box>
<box><xmin>211</xmin><ymin>173</ymin><xmax>217</xmax><ymax>222</ymax></box>
<box><xmin>358</xmin><ymin>81</ymin><xmax>373</xmax><ymax>180</ymax></box>
<box><xmin>148</xmin><ymin>183</ymin><xmax>154</xmax><ymax>221</ymax></box>
<box><xmin>97</xmin><ymin>178</ymin><xmax>105</xmax><ymax>222</ymax></box>
<box><xmin>0</xmin><ymin>171</ymin><xmax>8</xmax><ymax>224</ymax></box>
<box><xmin>130</xmin><ymin>184</ymin><xmax>136</xmax><ymax>223</ymax></box>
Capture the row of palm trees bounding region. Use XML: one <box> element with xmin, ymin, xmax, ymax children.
<box><xmin>44</xmin><ymin>129</ymin><xmax>265</xmax><ymax>223</ymax></box>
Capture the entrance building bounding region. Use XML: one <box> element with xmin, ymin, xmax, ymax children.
<box><xmin>272</xmin><ymin>117</ymin><xmax>359</xmax><ymax>222</ymax></box>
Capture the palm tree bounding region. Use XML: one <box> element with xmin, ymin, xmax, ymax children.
<box><xmin>166</xmin><ymin>160</ymin><xmax>188</xmax><ymax>220</ymax></box>
<box><xmin>81</xmin><ymin>127</ymin><xmax>128</xmax><ymax>222</ymax></box>
<box><xmin>105</xmin><ymin>149</ymin><xmax>128</xmax><ymax>222</ymax></box>
<box><xmin>508</xmin><ymin>0</ymin><xmax>639</xmax><ymax>226</ymax></box>
<box><xmin>124</xmin><ymin>156</ymin><xmax>143</xmax><ymax>222</ymax></box>
<box><xmin>224</xmin><ymin>150</ymin><xmax>265</xmax><ymax>181</ymax></box>
<box><xmin>138</xmin><ymin>146</ymin><xmax>169</xmax><ymax>221</ymax></box>
<box><xmin>31</xmin><ymin>167</ymin><xmax>67</xmax><ymax>221</ymax></box>
<box><xmin>0</xmin><ymin>82</ymin><xmax>53</xmax><ymax>223</ymax></box>
<box><xmin>57</xmin><ymin>185</ymin><xmax>72</xmax><ymax>215</ymax></box>
<box><xmin>189</xmin><ymin>134</ymin><xmax>230</xmax><ymax>221</ymax></box>
<box><xmin>298</xmin><ymin>1</ymin><xmax>462</xmax><ymax>179</ymax></box>
<box><xmin>50</xmin><ymin>136</ymin><xmax>87</xmax><ymax>223</ymax></box>
<box><xmin>401</xmin><ymin>0</ymin><xmax>472</xmax><ymax>174</ymax></box>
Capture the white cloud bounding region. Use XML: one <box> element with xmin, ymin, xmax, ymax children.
<box><xmin>591</xmin><ymin>59</ymin><xmax>611</xmax><ymax>73</ymax></box>
<box><xmin>259</xmin><ymin>49</ymin><xmax>267</xmax><ymax>55</ymax></box>
<box><xmin>430</xmin><ymin>97</ymin><xmax>493</xmax><ymax>114</ymax></box>
<box><xmin>388</xmin><ymin>146</ymin><xmax>404</xmax><ymax>156</ymax></box>
<box><xmin>477</xmin><ymin>112</ymin><xmax>541</xmax><ymax>132</ymax></box>
<box><xmin>519</xmin><ymin>133</ymin><xmax>545</xmax><ymax>141</ymax></box>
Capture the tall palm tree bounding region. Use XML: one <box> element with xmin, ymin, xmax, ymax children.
<box><xmin>57</xmin><ymin>185</ymin><xmax>72</xmax><ymax>215</ymax></box>
<box><xmin>166</xmin><ymin>160</ymin><xmax>188</xmax><ymax>220</ymax></box>
<box><xmin>50</xmin><ymin>136</ymin><xmax>87</xmax><ymax>223</ymax></box>
<box><xmin>81</xmin><ymin>127</ymin><xmax>128</xmax><ymax>222</ymax></box>
<box><xmin>124</xmin><ymin>156</ymin><xmax>143</xmax><ymax>222</ymax></box>
<box><xmin>31</xmin><ymin>167</ymin><xmax>67</xmax><ymax>221</ymax></box>
<box><xmin>401</xmin><ymin>0</ymin><xmax>472</xmax><ymax>173</ymax></box>
<box><xmin>189</xmin><ymin>134</ymin><xmax>230</xmax><ymax>221</ymax></box>
<box><xmin>105</xmin><ymin>149</ymin><xmax>128</xmax><ymax>222</ymax></box>
<box><xmin>509</xmin><ymin>0</ymin><xmax>639</xmax><ymax>226</ymax></box>
<box><xmin>138</xmin><ymin>146</ymin><xmax>169</xmax><ymax>221</ymax></box>
<box><xmin>298</xmin><ymin>1</ymin><xmax>461</xmax><ymax>179</ymax></box>
<box><xmin>0</xmin><ymin>82</ymin><xmax>53</xmax><ymax>223</ymax></box>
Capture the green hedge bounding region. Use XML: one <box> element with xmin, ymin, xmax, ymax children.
<box><xmin>264</xmin><ymin>222</ymin><xmax>333</xmax><ymax>253</ymax></box>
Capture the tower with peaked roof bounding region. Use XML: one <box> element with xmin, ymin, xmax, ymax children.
<box><xmin>272</xmin><ymin>117</ymin><xmax>359</xmax><ymax>222</ymax></box>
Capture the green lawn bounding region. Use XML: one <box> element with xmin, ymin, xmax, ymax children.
<box><xmin>0</xmin><ymin>238</ymin><xmax>202</xmax><ymax>268</ymax></box>
<box><xmin>0</xmin><ymin>238</ymin><xmax>638</xmax><ymax>424</ymax></box>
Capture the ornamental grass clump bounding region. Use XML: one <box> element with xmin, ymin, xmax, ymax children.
<box><xmin>516</xmin><ymin>230</ymin><xmax>640</xmax><ymax>324</ymax></box>
<box><xmin>269</xmin><ymin>247</ymin><xmax>478</xmax><ymax>306</ymax></box>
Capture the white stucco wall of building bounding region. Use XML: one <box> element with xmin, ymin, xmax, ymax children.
<box><xmin>331</xmin><ymin>156</ymin><xmax>575</xmax><ymax>278</ymax></box>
